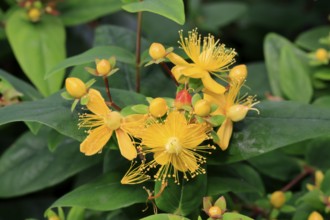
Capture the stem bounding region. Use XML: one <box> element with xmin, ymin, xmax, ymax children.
<box><xmin>135</xmin><ymin>3</ymin><xmax>143</xmax><ymax>93</ymax></box>
<box><xmin>160</xmin><ymin>62</ymin><xmax>179</xmax><ymax>86</ymax></box>
<box><xmin>281</xmin><ymin>166</ymin><xmax>314</xmax><ymax>192</ymax></box>
<box><xmin>103</xmin><ymin>77</ymin><xmax>121</xmax><ymax>111</ymax></box>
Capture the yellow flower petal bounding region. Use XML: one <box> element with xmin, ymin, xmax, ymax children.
<box><xmin>121</xmin><ymin>114</ymin><xmax>147</xmax><ymax>138</ymax></box>
<box><xmin>180</xmin><ymin>150</ymin><xmax>198</xmax><ymax>172</ymax></box>
<box><xmin>181</xmin><ymin>66</ymin><xmax>208</xmax><ymax>78</ymax></box>
<box><xmin>171</xmin><ymin>65</ymin><xmax>188</xmax><ymax>83</ymax></box>
<box><xmin>182</xmin><ymin>124</ymin><xmax>209</xmax><ymax>148</ymax></box>
<box><xmin>201</xmin><ymin>74</ymin><xmax>226</xmax><ymax>95</ymax></box>
<box><xmin>217</xmin><ymin>118</ymin><xmax>233</xmax><ymax>150</ymax></box>
<box><xmin>166</xmin><ymin>52</ymin><xmax>189</xmax><ymax>65</ymax></box>
<box><xmin>80</xmin><ymin>125</ymin><xmax>113</xmax><ymax>155</ymax></box>
<box><xmin>86</xmin><ymin>89</ymin><xmax>110</xmax><ymax>115</ymax></box>
<box><xmin>154</xmin><ymin>152</ymin><xmax>170</xmax><ymax>165</ymax></box>
<box><xmin>115</xmin><ymin>129</ymin><xmax>137</xmax><ymax>160</ymax></box>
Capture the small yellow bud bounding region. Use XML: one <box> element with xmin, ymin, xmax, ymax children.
<box><xmin>105</xmin><ymin>111</ymin><xmax>122</xmax><ymax>130</ymax></box>
<box><xmin>149</xmin><ymin>98</ymin><xmax>168</xmax><ymax>117</ymax></box>
<box><xmin>227</xmin><ymin>104</ymin><xmax>249</xmax><ymax>122</ymax></box>
<box><xmin>315</xmin><ymin>48</ymin><xmax>328</xmax><ymax>63</ymax></box>
<box><xmin>308</xmin><ymin>211</ymin><xmax>324</xmax><ymax>220</ymax></box>
<box><xmin>96</xmin><ymin>59</ymin><xmax>111</xmax><ymax>76</ymax></box>
<box><xmin>194</xmin><ymin>99</ymin><xmax>211</xmax><ymax>117</ymax></box>
<box><xmin>149</xmin><ymin>43</ymin><xmax>166</xmax><ymax>60</ymax></box>
<box><xmin>48</xmin><ymin>216</ymin><xmax>61</xmax><ymax>220</ymax></box>
<box><xmin>229</xmin><ymin>64</ymin><xmax>247</xmax><ymax>83</ymax></box>
<box><xmin>208</xmin><ymin>206</ymin><xmax>222</xmax><ymax>218</ymax></box>
<box><xmin>28</xmin><ymin>8</ymin><xmax>42</xmax><ymax>22</ymax></box>
<box><xmin>65</xmin><ymin>77</ymin><xmax>87</xmax><ymax>99</ymax></box>
<box><xmin>270</xmin><ymin>191</ymin><xmax>286</xmax><ymax>209</ymax></box>
<box><xmin>315</xmin><ymin>170</ymin><xmax>324</xmax><ymax>188</ymax></box>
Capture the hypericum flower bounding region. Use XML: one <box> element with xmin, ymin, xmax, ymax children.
<box><xmin>138</xmin><ymin>111</ymin><xmax>213</xmax><ymax>184</ymax></box>
<box><xmin>166</xmin><ymin>29</ymin><xmax>237</xmax><ymax>95</ymax></box>
<box><xmin>121</xmin><ymin>161</ymin><xmax>151</xmax><ymax>185</ymax></box>
<box><xmin>78</xmin><ymin>89</ymin><xmax>139</xmax><ymax>160</ymax></box>
<box><xmin>149</xmin><ymin>97</ymin><xmax>168</xmax><ymax>118</ymax></box>
<box><xmin>270</xmin><ymin>191</ymin><xmax>286</xmax><ymax>209</ymax></box>
<box><xmin>308</xmin><ymin>211</ymin><xmax>324</xmax><ymax>220</ymax></box>
<box><xmin>203</xmin><ymin>196</ymin><xmax>226</xmax><ymax>219</ymax></box>
<box><xmin>315</xmin><ymin>48</ymin><xmax>329</xmax><ymax>64</ymax></box>
<box><xmin>65</xmin><ymin>77</ymin><xmax>87</xmax><ymax>99</ymax></box>
<box><xmin>28</xmin><ymin>7</ymin><xmax>42</xmax><ymax>22</ymax></box>
<box><xmin>174</xmin><ymin>89</ymin><xmax>192</xmax><ymax>109</ymax></box>
<box><xmin>85</xmin><ymin>57</ymin><xmax>119</xmax><ymax>77</ymax></box>
<box><xmin>204</xmin><ymin>68</ymin><xmax>259</xmax><ymax>150</ymax></box>
<box><xmin>149</xmin><ymin>43</ymin><xmax>166</xmax><ymax>60</ymax></box>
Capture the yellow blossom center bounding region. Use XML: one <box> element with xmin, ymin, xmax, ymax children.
<box><xmin>208</xmin><ymin>206</ymin><xmax>222</xmax><ymax>218</ymax></box>
<box><xmin>104</xmin><ymin>111</ymin><xmax>122</xmax><ymax>130</ymax></box>
<box><xmin>165</xmin><ymin>137</ymin><xmax>182</xmax><ymax>154</ymax></box>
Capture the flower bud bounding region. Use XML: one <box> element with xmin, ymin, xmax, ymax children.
<box><xmin>208</xmin><ymin>206</ymin><xmax>222</xmax><ymax>218</ymax></box>
<box><xmin>315</xmin><ymin>48</ymin><xmax>328</xmax><ymax>63</ymax></box>
<box><xmin>194</xmin><ymin>99</ymin><xmax>211</xmax><ymax>117</ymax></box>
<box><xmin>48</xmin><ymin>216</ymin><xmax>61</xmax><ymax>220</ymax></box>
<box><xmin>65</xmin><ymin>77</ymin><xmax>87</xmax><ymax>99</ymax></box>
<box><xmin>149</xmin><ymin>43</ymin><xmax>166</xmax><ymax>60</ymax></box>
<box><xmin>149</xmin><ymin>98</ymin><xmax>168</xmax><ymax>117</ymax></box>
<box><xmin>308</xmin><ymin>211</ymin><xmax>324</xmax><ymax>220</ymax></box>
<box><xmin>227</xmin><ymin>104</ymin><xmax>249</xmax><ymax>122</ymax></box>
<box><xmin>105</xmin><ymin>111</ymin><xmax>122</xmax><ymax>130</ymax></box>
<box><xmin>229</xmin><ymin>64</ymin><xmax>247</xmax><ymax>84</ymax></box>
<box><xmin>28</xmin><ymin>8</ymin><xmax>42</xmax><ymax>22</ymax></box>
<box><xmin>175</xmin><ymin>89</ymin><xmax>192</xmax><ymax>109</ymax></box>
<box><xmin>96</xmin><ymin>59</ymin><xmax>111</xmax><ymax>76</ymax></box>
<box><xmin>270</xmin><ymin>191</ymin><xmax>286</xmax><ymax>209</ymax></box>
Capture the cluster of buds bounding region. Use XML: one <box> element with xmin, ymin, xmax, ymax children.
<box><xmin>19</xmin><ymin>0</ymin><xmax>60</xmax><ymax>22</ymax></box>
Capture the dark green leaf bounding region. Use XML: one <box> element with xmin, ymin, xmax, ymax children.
<box><xmin>223</xmin><ymin>212</ymin><xmax>253</xmax><ymax>220</ymax></box>
<box><xmin>122</xmin><ymin>0</ymin><xmax>185</xmax><ymax>25</ymax></box>
<box><xmin>313</xmin><ymin>96</ymin><xmax>330</xmax><ymax>107</ymax></box>
<box><xmin>140</xmin><ymin>214</ymin><xmax>190</xmax><ymax>220</ymax></box>
<box><xmin>207</xmin><ymin>163</ymin><xmax>264</xmax><ymax>196</ymax></box>
<box><xmin>279</xmin><ymin>46</ymin><xmax>313</xmax><ymax>103</ymax></box>
<box><xmin>295</xmin><ymin>26</ymin><xmax>330</xmax><ymax>51</ymax></box>
<box><xmin>296</xmin><ymin>190</ymin><xmax>324</xmax><ymax>210</ymax></box>
<box><xmin>0</xmin><ymin>88</ymin><xmax>147</xmax><ymax>141</ymax></box>
<box><xmin>67</xmin><ymin>207</ymin><xmax>85</xmax><ymax>220</ymax></box>
<box><xmin>314</xmin><ymin>68</ymin><xmax>330</xmax><ymax>80</ymax></box>
<box><xmin>50</xmin><ymin>172</ymin><xmax>148</xmax><ymax>211</ymax></box>
<box><xmin>46</xmin><ymin>46</ymin><xmax>135</xmax><ymax>79</ymax></box>
<box><xmin>321</xmin><ymin>169</ymin><xmax>330</xmax><ymax>194</ymax></box>
<box><xmin>58</xmin><ymin>0</ymin><xmax>122</xmax><ymax>26</ymax></box>
<box><xmin>155</xmin><ymin>174</ymin><xmax>207</xmax><ymax>216</ymax></box>
<box><xmin>306</xmin><ymin>137</ymin><xmax>330</xmax><ymax>171</ymax></box>
<box><xmin>6</xmin><ymin>8</ymin><xmax>65</xmax><ymax>96</ymax></box>
<box><xmin>209</xmin><ymin>101</ymin><xmax>330</xmax><ymax>164</ymax></box>
<box><xmin>197</xmin><ymin>2</ymin><xmax>247</xmax><ymax>31</ymax></box>
<box><xmin>0</xmin><ymin>130</ymin><xmax>101</xmax><ymax>197</ymax></box>
<box><xmin>248</xmin><ymin>150</ymin><xmax>301</xmax><ymax>181</ymax></box>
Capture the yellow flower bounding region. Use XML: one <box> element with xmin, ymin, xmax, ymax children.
<box><xmin>204</xmin><ymin>77</ymin><xmax>259</xmax><ymax>150</ymax></box>
<box><xmin>167</xmin><ymin>29</ymin><xmax>237</xmax><ymax>95</ymax></box>
<box><xmin>78</xmin><ymin>89</ymin><xmax>140</xmax><ymax>160</ymax></box>
<box><xmin>307</xmin><ymin>170</ymin><xmax>324</xmax><ymax>191</ymax></box>
<box><xmin>138</xmin><ymin>111</ymin><xmax>213</xmax><ymax>184</ymax></box>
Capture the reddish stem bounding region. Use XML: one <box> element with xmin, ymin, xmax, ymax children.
<box><xmin>281</xmin><ymin>166</ymin><xmax>314</xmax><ymax>192</ymax></box>
<box><xmin>103</xmin><ymin>77</ymin><xmax>121</xmax><ymax>111</ymax></box>
<box><xmin>135</xmin><ymin>4</ymin><xmax>143</xmax><ymax>93</ymax></box>
<box><xmin>160</xmin><ymin>62</ymin><xmax>179</xmax><ymax>86</ymax></box>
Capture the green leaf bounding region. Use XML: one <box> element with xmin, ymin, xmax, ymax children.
<box><xmin>209</xmin><ymin>101</ymin><xmax>330</xmax><ymax>164</ymax></box>
<box><xmin>0</xmin><ymin>130</ymin><xmax>101</xmax><ymax>197</ymax></box>
<box><xmin>314</xmin><ymin>68</ymin><xmax>330</xmax><ymax>80</ymax></box>
<box><xmin>140</xmin><ymin>214</ymin><xmax>190</xmax><ymax>220</ymax></box>
<box><xmin>122</xmin><ymin>0</ymin><xmax>185</xmax><ymax>25</ymax></box>
<box><xmin>306</xmin><ymin>137</ymin><xmax>330</xmax><ymax>171</ymax></box>
<box><xmin>0</xmin><ymin>69</ymin><xmax>42</xmax><ymax>101</ymax></box>
<box><xmin>321</xmin><ymin>169</ymin><xmax>330</xmax><ymax>194</ymax></box>
<box><xmin>5</xmin><ymin>8</ymin><xmax>65</xmax><ymax>96</ymax></box>
<box><xmin>207</xmin><ymin>163</ymin><xmax>265</xmax><ymax>196</ymax></box>
<box><xmin>155</xmin><ymin>174</ymin><xmax>207</xmax><ymax>216</ymax></box>
<box><xmin>296</xmin><ymin>190</ymin><xmax>324</xmax><ymax>210</ymax></box>
<box><xmin>223</xmin><ymin>212</ymin><xmax>253</xmax><ymax>220</ymax></box>
<box><xmin>279</xmin><ymin>46</ymin><xmax>313</xmax><ymax>103</ymax></box>
<box><xmin>0</xmin><ymin>88</ymin><xmax>147</xmax><ymax>141</ymax></box>
<box><xmin>67</xmin><ymin>207</ymin><xmax>85</xmax><ymax>220</ymax></box>
<box><xmin>264</xmin><ymin>33</ymin><xmax>308</xmax><ymax>97</ymax></box>
<box><xmin>295</xmin><ymin>26</ymin><xmax>330</xmax><ymax>51</ymax></box>
<box><xmin>197</xmin><ymin>2</ymin><xmax>247</xmax><ymax>31</ymax></box>
<box><xmin>46</xmin><ymin>46</ymin><xmax>135</xmax><ymax>79</ymax></box>
<box><xmin>58</xmin><ymin>0</ymin><xmax>123</xmax><ymax>26</ymax></box>
<box><xmin>248</xmin><ymin>150</ymin><xmax>301</xmax><ymax>181</ymax></box>
<box><xmin>50</xmin><ymin>172</ymin><xmax>148</xmax><ymax>211</ymax></box>
<box><xmin>313</xmin><ymin>96</ymin><xmax>330</xmax><ymax>107</ymax></box>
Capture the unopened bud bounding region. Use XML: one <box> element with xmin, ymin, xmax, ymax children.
<box><xmin>194</xmin><ymin>99</ymin><xmax>211</xmax><ymax>117</ymax></box>
<box><xmin>229</xmin><ymin>64</ymin><xmax>247</xmax><ymax>84</ymax></box>
<box><xmin>96</xmin><ymin>59</ymin><xmax>111</xmax><ymax>76</ymax></box>
<box><xmin>28</xmin><ymin>8</ymin><xmax>41</xmax><ymax>22</ymax></box>
<box><xmin>270</xmin><ymin>191</ymin><xmax>286</xmax><ymax>209</ymax></box>
<box><xmin>65</xmin><ymin>77</ymin><xmax>87</xmax><ymax>99</ymax></box>
<box><xmin>48</xmin><ymin>216</ymin><xmax>61</xmax><ymax>220</ymax></box>
<box><xmin>308</xmin><ymin>211</ymin><xmax>324</xmax><ymax>220</ymax></box>
<box><xmin>227</xmin><ymin>104</ymin><xmax>248</xmax><ymax>122</ymax></box>
<box><xmin>149</xmin><ymin>98</ymin><xmax>168</xmax><ymax>117</ymax></box>
<box><xmin>175</xmin><ymin>89</ymin><xmax>192</xmax><ymax>109</ymax></box>
<box><xmin>315</xmin><ymin>48</ymin><xmax>328</xmax><ymax>63</ymax></box>
<box><xmin>149</xmin><ymin>43</ymin><xmax>166</xmax><ymax>60</ymax></box>
<box><xmin>208</xmin><ymin>206</ymin><xmax>222</xmax><ymax>218</ymax></box>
